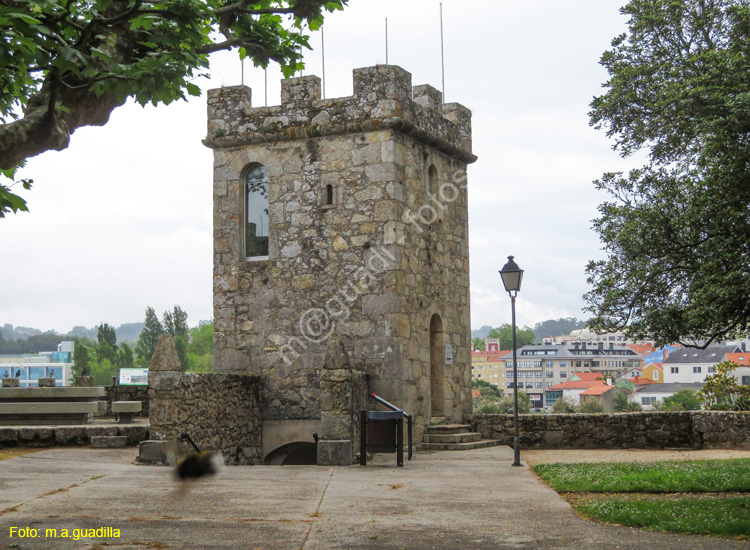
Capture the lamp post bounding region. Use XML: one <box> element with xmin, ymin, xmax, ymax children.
<box><xmin>499</xmin><ymin>255</ymin><xmax>524</xmax><ymax>467</ymax></box>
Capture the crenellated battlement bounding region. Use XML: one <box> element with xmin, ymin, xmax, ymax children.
<box><xmin>204</xmin><ymin>65</ymin><xmax>476</xmax><ymax>163</ymax></box>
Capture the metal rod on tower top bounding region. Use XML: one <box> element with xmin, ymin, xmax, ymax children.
<box><xmin>321</xmin><ymin>27</ymin><xmax>326</xmax><ymax>99</ymax></box>
<box><xmin>440</xmin><ymin>3</ymin><xmax>445</xmax><ymax>102</ymax></box>
<box><xmin>385</xmin><ymin>18</ymin><xmax>388</xmax><ymax>64</ymax></box>
<box><xmin>241</xmin><ymin>58</ymin><xmax>244</xmax><ymax>86</ymax></box>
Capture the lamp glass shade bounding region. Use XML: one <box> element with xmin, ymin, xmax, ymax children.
<box><xmin>499</xmin><ymin>256</ymin><xmax>524</xmax><ymax>293</ymax></box>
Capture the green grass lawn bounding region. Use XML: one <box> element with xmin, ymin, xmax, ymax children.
<box><xmin>533</xmin><ymin>458</ymin><xmax>750</xmax><ymax>539</ymax></box>
<box><xmin>534</xmin><ymin>458</ymin><xmax>750</xmax><ymax>493</ymax></box>
<box><xmin>575</xmin><ymin>497</ymin><xmax>750</xmax><ymax>538</ymax></box>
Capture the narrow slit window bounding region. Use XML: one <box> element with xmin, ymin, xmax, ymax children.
<box><xmin>325</xmin><ymin>184</ymin><xmax>334</xmax><ymax>206</ymax></box>
<box><xmin>428</xmin><ymin>165</ymin><xmax>438</xmax><ymax>197</ymax></box>
<box><xmin>245</xmin><ymin>164</ymin><xmax>269</xmax><ymax>259</ymax></box>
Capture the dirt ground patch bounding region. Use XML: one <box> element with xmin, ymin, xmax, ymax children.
<box><xmin>523</xmin><ymin>448</ymin><xmax>750</xmax><ymax>467</ymax></box>
<box><xmin>0</xmin><ymin>448</ymin><xmax>44</xmax><ymax>462</ymax></box>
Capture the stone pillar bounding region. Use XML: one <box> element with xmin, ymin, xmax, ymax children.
<box><xmin>318</xmin><ymin>336</ymin><xmax>355</xmax><ymax>466</ymax></box>
<box><xmin>38</xmin><ymin>377</ymin><xmax>56</xmax><ymax>387</ymax></box>
<box><xmin>146</xmin><ymin>336</ymin><xmax>183</xmax><ymax>442</ymax></box>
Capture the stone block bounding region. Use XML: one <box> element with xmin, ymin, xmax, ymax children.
<box><xmin>0</xmin><ymin>427</ymin><xmax>18</xmax><ymax>444</ymax></box>
<box><xmin>120</xmin><ymin>425</ymin><xmax>150</xmax><ymax>446</ymax></box>
<box><xmin>317</xmin><ymin>440</ymin><xmax>353</xmax><ymax>466</ymax></box>
<box><xmin>38</xmin><ymin>377</ymin><xmax>56</xmax><ymax>387</ymax></box>
<box><xmin>139</xmin><ymin>440</ymin><xmax>175</xmax><ymax>465</ymax></box>
<box><xmin>55</xmin><ymin>426</ymin><xmax>86</xmax><ymax>445</ymax></box>
<box><xmin>2</xmin><ymin>377</ymin><xmax>19</xmax><ymax>388</ymax></box>
<box><xmin>321</xmin><ymin>412</ymin><xmax>352</xmax><ymax>441</ymax></box>
<box><xmin>112</xmin><ymin>401</ymin><xmax>143</xmax><ymax>414</ymax></box>
<box><xmin>85</xmin><ymin>425</ymin><xmax>119</xmax><ymax>438</ymax></box>
<box><xmin>91</xmin><ymin>436</ymin><xmax>128</xmax><ymax>449</ymax></box>
<box><xmin>75</xmin><ymin>376</ymin><xmax>94</xmax><ymax>387</ymax></box>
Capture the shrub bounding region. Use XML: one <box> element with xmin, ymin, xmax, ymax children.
<box><xmin>579</xmin><ymin>399</ymin><xmax>605</xmax><ymax>413</ymax></box>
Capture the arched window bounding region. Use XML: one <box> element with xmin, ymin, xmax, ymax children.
<box><xmin>245</xmin><ymin>164</ymin><xmax>269</xmax><ymax>259</ymax></box>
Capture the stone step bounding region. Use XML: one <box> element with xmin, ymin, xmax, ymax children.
<box><xmin>91</xmin><ymin>436</ymin><xmax>128</xmax><ymax>449</ymax></box>
<box><xmin>425</xmin><ymin>424</ymin><xmax>471</xmax><ymax>435</ymax></box>
<box><xmin>420</xmin><ymin>439</ymin><xmax>499</xmax><ymax>452</ymax></box>
<box><xmin>424</xmin><ymin>432</ymin><xmax>481</xmax><ymax>444</ymax></box>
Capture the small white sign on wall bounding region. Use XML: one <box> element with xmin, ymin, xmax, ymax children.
<box><xmin>444</xmin><ymin>344</ymin><xmax>453</xmax><ymax>365</ymax></box>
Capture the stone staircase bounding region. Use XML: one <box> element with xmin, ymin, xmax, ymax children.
<box><xmin>421</xmin><ymin>424</ymin><xmax>498</xmax><ymax>451</ymax></box>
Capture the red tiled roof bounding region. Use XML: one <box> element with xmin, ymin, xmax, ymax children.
<box><xmin>547</xmin><ymin>380</ymin><xmax>608</xmax><ymax>391</ymax></box>
<box><xmin>725</xmin><ymin>353</ymin><xmax>750</xmax><ymax>365</ymax></box>
<box><xmin>580</xmin><ymin>385</ymin><xmax>616</xmax><ymax>396</ymax></box>
<box><xmin>645</xmin><ymin>362</ymin><xmax>663</xmax><ymax>370</ymax></box>
<box><xmin>628</xmin><ymin>344</ymin><xmax>656</xmax><ymax>356</ymax></box>
<box><xmin>571</xmin><ymin>372</ymin><xmax>605</xmax><ymax>381</ymax></box>
<box><xmin>627</xmin><ymin>376</ymin><xmax>655</xmax><ymax>385</ymax></box>
<box><xmin>472</xmin><ymin>389</ymin><xmax>482</xmax><ymax>399</ymax></box>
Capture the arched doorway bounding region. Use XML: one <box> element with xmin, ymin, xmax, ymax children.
<box><xmin>263</xmin><ymin>441</ymin><xmax>317</xmax><ymax>465</ymax></box>
<box><xmin>429</xmin><ymin>314</ymin><xmax>444</xmax><ymax>417</ymax></box>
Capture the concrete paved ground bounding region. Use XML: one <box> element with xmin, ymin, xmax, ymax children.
<box><xmin>0</xmin><ymin>446</ymin><xmax>748</xmax><ymax>550</ymax></box>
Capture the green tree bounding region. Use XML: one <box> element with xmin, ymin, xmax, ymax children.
<box><xmin>89</xmin><ymin>358</ymin><xmax>116</xmax><ymax>386</ymax></box>
<box><xmin>164</xmin><ymin>305</ymin><xmax>189</xmax><ymax>369</ymax></box>
<box><xmin>96</xmin><ymin>323</ymin><xmax>117</xmax><ymax>348</ymax></box>
<box><xmin>663</xmin><ymin>389</ymin><xmax>701</xmax><ymax>411</ymax></box>
<box><xmin>135</xmin><ymin>307</ymin><xmax>164</xmax><ymax>367</ymax></box>
<box><xmin>95</xmin><ymin>322</ymin><xmax>117</xmax><ymax>364</ymax></box>
<box><xmin>471</xmin><ymin>378</ymin><xmax>502</xmax><ymax>399</ymax></box>
<box><xmin>72</xmin><ymin>340</ymin><xmax>91</xmax><ymax>378</ymax></box>
<box><xmin>472</xmin><ymin>337</ymin><xmax>485</xmax><ymax>351</ymax></box>
<box><xmin>584</xmin><ymin>0</ymin><xmax>750</xmax><ymax>347</ymax></box>
<box><xmin>188</xmin><ymin>322</ymin><xmax>213</xmax><ymax>356</ymax></box>
<box><xmin>116</xmin><ymin>342</ymin><xmax>135</xmax><ymax>370</ymax></box>
<box><xmin>486</xmin><ymin>324</ymin><xmax>535</xmax><ymax>350</ymax></box>
<box><xmin>0</xmin><ymin>0</ymin><xmax>347</xmax><ymax>216</ymax></box>
<box><xmin>184</xmin><ymin>321</ymin><xmax>213</xmax><ymax>372</ymax></box>
<box><xmin>533</xmin><ymin>318</ymin><xmax>587</xmax><ymax>340</ymax></box>
<box><xmin>698</xmin><ymin>360</ymin><xmax>750</xmax><ymax>410</ymax></box>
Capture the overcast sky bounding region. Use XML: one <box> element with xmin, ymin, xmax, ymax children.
<box><xmin>1</xmin><ymin>0</ymin><xmax>643</xmax><ymax>334</ymax></box>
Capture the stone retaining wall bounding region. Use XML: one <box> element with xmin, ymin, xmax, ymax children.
<box><xmin>149</xmin><ymin>372</ymin><xmax>263</xmax><ymax>465</ymax></box>
<box><xmin>471</xmin><ymin>411</ymin><xmax>750</xmax><ymax>449</ymax></box>
<box><xmin>0</xmin><ymin>424</ymin><xmax>149</xmax><ymax>448</ymax></box>
<box><xmin>104</xmin><ymin>385</ymin><xmax>149</xmax><ymax>416</ymax></box>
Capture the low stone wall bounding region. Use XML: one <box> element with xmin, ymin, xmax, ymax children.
<box><xmin>149</xmin><ymin>372</ymin><xmax>263</xmax><ymax>465</ymax></box>
<box><xmin>0</xmin><ymin>424</ymin><xmax>149</xmax><ymax>448</ymax></box>
<box><xmin>104</xmin><ymin>385</ymin><xmax>149</xmax><ymax>416</ymax></box>
<box><xmin>471</xmin><ymin>411</ymin><xmax>750</xmax><ymax>450</ymax></box>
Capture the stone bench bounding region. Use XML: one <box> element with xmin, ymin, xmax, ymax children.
<box><xmin>112</xmin><ymin>401</ymin><xmax>142</xmax><ymax>424</ymax></box>
<box><xmin>0</xmin><ymin>387</ymin><xmax>106</xmax><ymax>425</ymax></box>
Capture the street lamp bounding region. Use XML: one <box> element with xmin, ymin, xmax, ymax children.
<box><xmin>499</xmin><ymin>255</ymin><xmax>524</xmax><ymax>467</ymax></box>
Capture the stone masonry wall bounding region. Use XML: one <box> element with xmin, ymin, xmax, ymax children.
<box><xmin>471</xmin><ymin>411</ymin><xmax>750</xmax><ymax>449</ymax></box>
<box><xmin>149</xmin><ymin>372</ymin><xmax>262</xmax><ymax>465</ymax></box>
<box><xmin>104</xmin><ymin>385</ymin><xmax>149</xmax><ymax>416</ymax></box>
<box><xmin>148</xmin><ymin>335</ymin><xmax>263</xmax><ymax>465</ymax></box>
<box><xmin>206</xmin><ymin>65</ymin><xmax>475</xmax><ymax>443</ymax></box>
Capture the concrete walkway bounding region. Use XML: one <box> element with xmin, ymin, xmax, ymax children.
<box><xmin>0</xmin><ymin>446</ymin><xmax>748</xmax><ymax>549</ymax></box>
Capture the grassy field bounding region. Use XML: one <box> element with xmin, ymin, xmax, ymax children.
<box><xmin>533</xmin><ymin>458</ymin><xmax>750</xmax><ymax>539</ymax></box>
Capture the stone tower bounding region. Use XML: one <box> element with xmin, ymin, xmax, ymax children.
<box><xmin>205</xmin><ymin>65</ymin><xmax>476</xmax><ymax>461</ymax></box>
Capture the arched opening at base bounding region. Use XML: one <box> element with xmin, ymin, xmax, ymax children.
<box><xmin>263</xmin><ymin>441</ymin><xmax>317</xmax><ymax>465</ymax></box>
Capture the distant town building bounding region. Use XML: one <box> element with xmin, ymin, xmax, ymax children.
<box><xmin>542</xmin><ymin>328</ymin><xmax>657</xmax><ymax>346</ymax></box>
<box><xmin>0</xmin><ymin>341</ymin><xmax>74</xmax><ymax>387</ymax></box>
